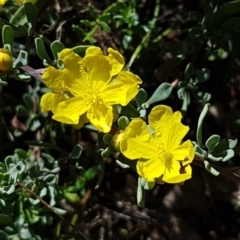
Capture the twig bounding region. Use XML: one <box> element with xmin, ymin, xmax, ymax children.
<box><xmin>17</xmin><ymin>182</ymin><xmax>91</xmax><ymax>240</ymax></box>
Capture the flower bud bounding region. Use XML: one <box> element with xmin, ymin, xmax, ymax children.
<box><xmin>0</xmin><ymin>48</ymin><xmax>13</xmax><ymax>74</ymax></box>
<box><xmin>111</xmin><ymin>130</ymin><xmax>124</xmax><ymax>152</ymax></box>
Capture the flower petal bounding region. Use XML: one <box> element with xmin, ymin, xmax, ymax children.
<box><xmin>172</xmin><ymin>140</ymin><xmax>195</xmax><ymax>166</ymax></box>
<box><xmin>137</xmin><ymin>158</ymin><xmax>164</xmax><ymax>182</ymax></box>
<box><xmin>83</xmin><ymin>47</ymin><xmax>112</xmax><ymax>89</ymax></box>
<box><xmin>149</xmin><ymin>105</ymin><xmax>189</xmax><ymax>150</ymax></box>
<box><xmin>52</xmin><ymin>96</ymin><xmax>90</xmax><ymax>124</ymax></box>
<box><xmin>106</xmin><ymin>48</ymin><xmax>125</xmax><ymax>76</ymax></box>
<box><xmin>40</xmin><ymin>92</ymin><xmax>65</xmax><ymax>114</ymax></box>
<box><xmin>101</xmin><ymin>71</ymin><xmax>142</xmax><ymax>105</ymax></box>
<box><xmin>162</xmin><ymin>161</ymin><xmax>192</xmax><ymax>183</ymax></box>
<box><xmin>120</xmin><ymin>118</ymin><xmax>158</xmax><ymax>160</ymax></box>
<box><xmin>87</xmin><ymin>102</ymin><xmax>113</xmax><ymax>133</ymax></box>
<box><xmin>42</xmin><ymin>49</ymin><xmax>87</xmax><ymax>95</ymax></box>
<box><xmin>0</xmin><ymin>0</ymin><xmax>6</xmax><ymax>8</ymax></box>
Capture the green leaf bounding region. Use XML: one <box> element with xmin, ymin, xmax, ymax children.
<box><xmin>70</xmin><ymin>144</ymin><xmax>83</xmax><ymax>159</ymax></box>
<box><xmin>205</xmin><ymin>134</ymin><xmax>221</xmax><ymax>153</ymax></box>
<box><xmin>116</xmin><ymin>154</ymin><xmax>137</xmax><ymax>171</ymax></box>
<box><xmin>72</xmin><ymin>45</ymin><xmax>91</xmax><ymax>57</ymax></box>
<box><xmin>0</xmin><ymin>214</ymin><xmax>14</xmax><ymax>226</ymax></box>
<box><xmin>103</xmin><ymin>134</ymin><xmax>113</xmax><ymax>144</ymax></box>
<box><xmin>194</xmin><ymin>145</ymin><xmax>208</xmax><ymax>159</ymax></box>
<box><xmin>184</xmin><ymin>63</ymin><xmax>194</xmax><ymax>80</ymax></box>
<box><xmin>178</xmin><ymin>88</ymin><xmax>191</xmax><ymax>112</ymax></box>
<box><xmin>34</xmin><ymin>37</ymin><xmax>53</xmax><ymax>65</ymax></box>
<box><xmin>48</xmin><ymin>186</ymin><xmax>56</xmax><ymax>206</ymax></box>
<box><xmin>203</xmin><ymin>160</ymin><xmax>220</xmax><ymax>176</ymax></box>
<box><xmin>10</xmin><ymin>5</ymin><xmax>27</xmax><ymax>26</ymax></box>
<box><xmin>99</xmin><ymin>13</ymin><xmax>111</xmax><ymax>22</ymax></box>
<box><xmin>142</xmin><ymin>82</ymin><xmax>173</xmax><ymax>108</ymax></box>
<box><xmin>192</xmin><ymin>90</ymin><xmax>211</xmax><ymax>102</ymax></box>
<box><xmin>137</xmin><ymin>177</ymin><xmax>145</xmax><ymax>207</ymax></box>
<box><xmin>2</xmin><ymin>25</ymin><xmax>14</xmax><ymax>50</ymax></box>
<box><xmin>50</xmin><ymin>40</ymin><xmax>65</xmax><ymax>61</ymax></box>
<box><xmin>27</xmin><ymin>22</ymin><xmax>33</xmax><ymax>36</ymax></box>
<box><xmin>13</xmin><ymin>50</ymin><xmax>28</xmax><ymax>68</ymax></box>
<box><xmin>52</xmin><ymin>207</ymin><xmax>67</xmax><ymax>215</ymax></box>
<box><xmin>196</xmin><ymin>103</ymin><xmax>210</xmax><ymax>148</ymax></box>
<box><xmin>136</xmin><ymin>88</ymin><xmax>147</xmax><ymax>107</ymax></box>
<box><xmin>0</xmin><ymin>230</ymin><xmax>8</xmax><ymax>240</ymax></box>
<box><xmin>44</xmin><ymin>174</ymin><xmax>56</xmax><ymax>185</ymax></box>
<box><xmin>99</xmin><ymin>21</ymin><xmax>111</xmax><ymax>33</ymax></box>
<box><xmin>4</xmin><ymin>156</ymin><xmax>15</xmax><ymax>170</ymax></box>
<box><xmin>117</xmin><ymin>116</ymin><xmax>130</xmax><ymax>130</ymax></box>
<box><xmin>116</xmin><ymin>160</ymin><xmax>130</xmax><ymax>169</ymax></box>
<box><xmin>81</xmin><ymin>19</ymin><xmax>95</xmax><ymax>28</ymax></box>
<box><xmin>88</xmin><ymin>3</ymin><xmax>98</xmax><ymax>19</ymax></box>
<box><xmin>140</xmin><ymin>177</ymin><xmax>155</xmax><ymax>190</ymax></box>
<box><xmin>30</xmin><ymin>119</ymin><xmax>41</xmax><ymax>131</ymax></box>
<box><xmin>214</xmin><ymin>138</ymin><xmax>238</xmax><ymax>152</ymax></box>
<box><xmin>24</xmin><ymin>2</ymin><xmax>38</xmax><ymax>28</ymax></box>
<box><xmin>16</xmin><ymin>161</ymin><xmax>25</xmax><ymax>174</ymax></box>
<box><xmin>23</xmin><ymin>93</ymin><xmax>34</xmax><ymax>111</ymax></box>
<box><xmin>215</xmin><ymin>149</ymin><xmax>235</xmax><ymax>162</ymax></box>
<box><xmin>208</xmin><ymin>153</ymin><xmax>223</xmax><ymax>162</ymax></box>
<box><xmin>120</xmin><ymin>103</ymin><xmax>139</xmax><ymax>117</ymax></box>
<box><xmin>84</xmin><ymin>165</ymin><xmax>101</xmax><ymax>181</ymax></box>
<box><xmin>16</xmin><ymin>105</ymin><xmax>30</xmax><ymax>117</ymax></box>
<box><xmin>195</xmin><ymin>68</ymin><xmax>211</xmax><ymax>83</ymax></box>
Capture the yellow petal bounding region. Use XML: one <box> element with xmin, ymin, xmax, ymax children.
<box><xmin>172</xmin><ymin>140</ymin><xmax>195</xmax><ymax>166</ymax></box>
<box><xmin>83</xmin><ymin>47</ymin><xmax>112</xmax><ymax>89</ymax></box>
<box><xmin>106</xmin><ymin>48</ymin><xmax>125</xmax><ymax>76</ymax></box>
<box><xmin>137</xmin><ymin>158</ymin><xmax>164</xmax><ymax>182</ymax></box>
<box><xmin>40</xmin><ymin>92</ymin><xmax>65</xmax><ymax>114</ymax></box>
<box><xmin>53</xmin><ymin>97</ymin><xmax>90</xmax><ymax>124</ymax></box>
<box><xmin>87</xmin><ymin>102</ymin><xmax>113</xmax><ymax>133</ymax></box>
<box><xmin>120</xmin><ymin>118</ymin><xmax>158</xmax><ymax>160</ymax></box>
<box><xmin>0</xmin><ymin>0</ymin><xmax>7</xmax><ymax>8</ymax></box>
<box><xmin>101</xmin><ymin>71</ymin><xmax>142</xmax><ymax>106</ymax></box>
<box><xmin>42</xmin><ymin>49</ymin><xmax>87</xmax><ymax>96</ymax></box>
<box><xmin>162</xmin><ymin>161</ymin><xmax>192</xmax><ymax>183</ymax></box>
<box><xmin>149</xmin><ymin>105</ymin><xmax>189</xmax><ymax>150</ymax></box>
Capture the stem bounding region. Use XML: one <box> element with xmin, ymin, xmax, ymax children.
<box><xmin>126</xmin><ymin>0</ymin><xmax>161</xmax><ymax>69</ymax></box>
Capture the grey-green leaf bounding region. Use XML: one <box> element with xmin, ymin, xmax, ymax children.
<box><xmin>142</xmin><ymin>82</ymin><xmax>173</xmax><ymax>108</ymax></box>
<box><xmin>203</xmin><ymin>160</ymin><xmax>220</xmax><ymax>176</ymax></box>
<box><xmin>194</xmin><ymin>145</ymin><xmax>208</xmax><ymax>159</ymax></box>
<box><xmin>196</xmin><ymin>103</ymin><xmax>210</xmax><ymax>148</ymax></box>
<box><xmin>2</xmin><ymin>25</ymin><xmax>14</xmax><ymax>49</ymax></box>
<box><xmin>50</xmin><ymin>40</ymin><xmax>65</xmax><ymax>61</ymax></box>
<box><xmin>24</xmin><ymin>2</ymin><xmax>38</xmax><ymax>28</ymax></box>
<box><xmin>35</xmin><ymin>37</ymin><xmax>53</xmax><ymax>65</ymax></box>
<box><xmin>140</xmin><ymin>177</ymin><xmax>155</xmax><ymax>190</ymax></box>
<box><xmin>205</xmin><ymin>134</ymin><xmax>221</xmax><ymax>153</ymax></box>
<box><xmin>137</xmin><ymin>177</ymin><xmax>145</xmax><ymax>207</ymax></box>
<box><xmin>136</xmin><ymin>88</ymin><xmax>147</xmax><ymax>107</ymax></box>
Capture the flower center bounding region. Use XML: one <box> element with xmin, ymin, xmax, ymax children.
<box><xmin>158</xmin><ymin>143</ymin><xmax>172</xmax><ymax>165</ymax></box>
<box><xmin>84</xmin><ymin>88</ymin><xmax>103</xmax><ymax>105</ymax></box>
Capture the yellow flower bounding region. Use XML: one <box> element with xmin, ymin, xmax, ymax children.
<box><xmin>40</xmin><ymin>47</ymin><xmax>142</xmax><ymax>133</ymax></box>
<box><xmin>0</xmin><ymin>0</ymin><xmax>7</xmax><ymax>8</ymax></box>
<box><xmin>120</xmin><ymin>105</ymin><xmax>194</xmax><ymax>184</ymax></box>
<box><xmin>0</xmin><ymin>48</ymin><xmax>13</xmax><ymax>74</ymax></box>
